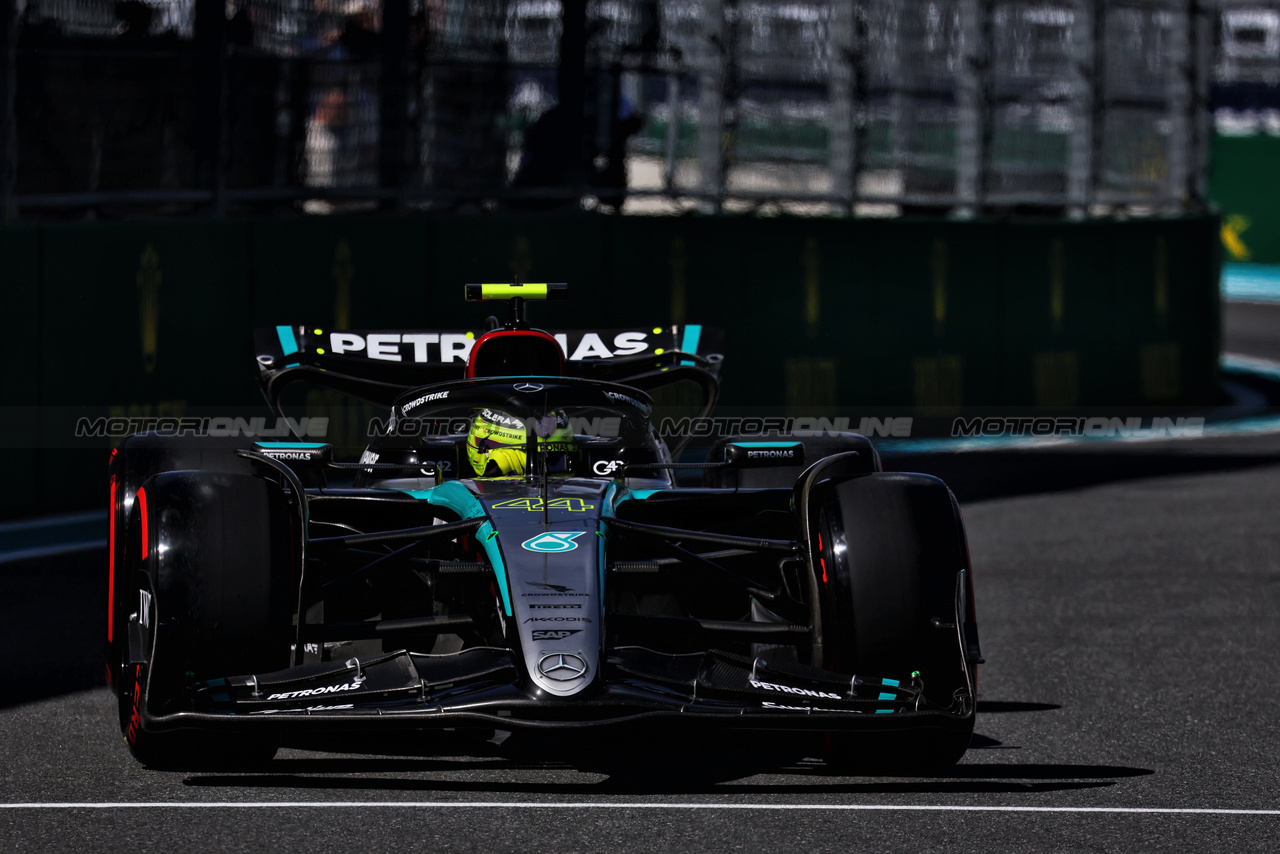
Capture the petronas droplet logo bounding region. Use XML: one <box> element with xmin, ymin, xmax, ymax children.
<box><xmin>521</xmin><ymin>532</ymin><xmax>585</xmax><ymax>553</ymax></box>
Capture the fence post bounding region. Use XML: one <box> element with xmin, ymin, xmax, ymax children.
<box><xmin>1188</xmin><ymin>0</ymin><xmax>1213</xmax><ymax>208</ymax></box>
<box><xmin>956</xmin><ymin>0</ymin><xmax>991</xmax><ymax>216</ymax></box>
<box><xmin>1067</xmin><ymin>0</ymin><xmax>1096</xmax><ymax>216</ymax></box>
<box><xmin>1</xmin><ymin>0</ymin><xmax>15</xmax><ymax>223</ymax></box>
<box><xmin>1166</xmin><ymin>0</ymin><xmax>1193</xmax><ymax>207</ymax></box>
<box><xmin>194</xmin><ymin>0</ymin><xmax>227</xmax><ymax>214</ymax></box>
<box><xmin>696</xmin><ymin>0</ymin><xmax>724</xmax><ymax>211</ymax></box>
<box><xmin>559</xmin><ymin>0</ymin><xmax>588</xmax><ymax>202</ymax></box>
<box><xmin>380</xmin><ymin>0</ymin><xmax>410</xmax><ymax>206</ymax></box>
<box><xmin>830</xmin><ymin>0</ymin><xmax>856</xmax><ymax>211</ymax></box>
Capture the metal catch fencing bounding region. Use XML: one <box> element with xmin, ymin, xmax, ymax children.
<box><xmin>0</xmin><ymin>0</ymin><xmax>1245</xmax><ymax>218</ymax></box>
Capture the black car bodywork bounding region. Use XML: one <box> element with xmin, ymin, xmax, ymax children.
<box><xmin>106</xmin><ymin>288</ymin><xmax>982</xmax><ymax>769</ymax></box>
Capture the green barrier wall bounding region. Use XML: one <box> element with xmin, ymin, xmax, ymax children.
<box><xmin>1</xmin><ymin>226</ymin><xmax>42</xmax><ymax>516</ymax></box>
<box><xmin>1209</xmin><ymin>133</ymin><xmax>1280</xmax><ymax>264</ymax></box>
<box><xmin>0</xmin><ymin>211</ymin><xmax>1221</xmax><ymax>518</ymax></box>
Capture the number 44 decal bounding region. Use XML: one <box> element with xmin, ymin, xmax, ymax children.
<box><xmin>491</xmin><ymin>497</ymin><xmax>595</xmax><ymax>512</ymax></box>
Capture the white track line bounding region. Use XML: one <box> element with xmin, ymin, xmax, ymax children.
<box><xmin>2</xmin><ymin>802</ymin><xmax>1279</xmax><ymax>816</ymax></box>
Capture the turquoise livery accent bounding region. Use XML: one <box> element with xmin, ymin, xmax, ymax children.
<box><xmin>400</xmin><ymin>483</ymin><xmax>511</xmax><ymax>615</ymax></box>
<box><xmin>614</xmin><ymin>488</ymin><xmax>659</xmax><ymax>505</ymax></box>
<box><xmin>680</xmin><ymin>324</ymin><xmax>702</xmax><ymax>366</ymax></box>
<box><xmin>276</xmin><ymin>325</ymin><xmax>299</xmax><ymax>356</ymax></box>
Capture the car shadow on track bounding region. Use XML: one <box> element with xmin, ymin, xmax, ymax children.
<box><xmin>179</xmin><ymin>698</ymin><xmax>1154</xmax><ymax>797</ymax></box>
<box><xmin>181</xmin><ymin>727</ymin><xmax>1152</xmax><ymax>797</ymax></box>
<box><xmin>181</xmin><ymin>764</ymin><xmax>1149</xmax><ymax>797</ymax></box>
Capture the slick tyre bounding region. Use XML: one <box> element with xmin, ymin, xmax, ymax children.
<box><xmin>118</xmin><ymin>470</ymin><xmax>294</xmax><ymax>770</ymax></box>
<box><xmin>816</xmin><ymin>472</ymin><xmax>977</xmax><ymax>770</ymax></box>
<box><xmin>107</xmin><ymin>434</ymin><xmax>258</xmax><ymax>693</ymax></box>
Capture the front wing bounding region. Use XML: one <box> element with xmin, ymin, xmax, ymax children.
<box><xmin>140</xmin><ymin>646</ymin><xmax>973</xmax><ymax>736</ymax></box>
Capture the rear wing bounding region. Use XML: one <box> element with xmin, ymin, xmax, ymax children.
<box><xmin>254</xmin><ymin>324</ymin><xmax>724</xmax><ymax>416</ymax></box>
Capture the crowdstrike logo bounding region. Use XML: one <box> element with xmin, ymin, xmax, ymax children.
<box><xmin>404</xmin><ymin>390</ymin><xmax>450</xmax><ymax>410</ymax></box>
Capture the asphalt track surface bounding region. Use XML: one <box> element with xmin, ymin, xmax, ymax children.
<box><xmin>4</xmin><ymin>305</ymin><xmax>1280</xmax><ymax>852</ymax></box>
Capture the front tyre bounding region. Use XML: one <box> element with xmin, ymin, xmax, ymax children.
<box><xmin>119</xmin><ymin>470</ymin><xmax>294</xmax><ymax>770</ymax></box>
<box><xmin>107</xmin><ymin>435</ymin><xmax>258</xmax><ymax>694</ymax></box>
<box><xmin>817</xmin><ymin>472</ymin><xmax>978</xmax><ymax>770</ymax></box>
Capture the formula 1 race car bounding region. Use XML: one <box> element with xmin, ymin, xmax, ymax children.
<box><xmin>106</xmin><ymin>283</ymin><xmax>982</xmax><ymax>771</ymax></box>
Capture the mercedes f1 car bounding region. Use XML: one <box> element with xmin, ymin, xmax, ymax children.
<box><xmin>106</xmin><ymin>283</ymin><xmax>982</xmax><ymax>770</ymax></box>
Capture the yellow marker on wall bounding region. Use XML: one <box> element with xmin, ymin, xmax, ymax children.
<box><xmin>1221</xmin><ymin>215</ymin><xmax>1251</xmax><ymax>261</ymax></box>
<box><xmin>670</xmin><ymin>237</ymin><xmax>687</xmax><ymax>325</ymax></box>
<box><xmin>803</xmin><ymin>237</ymin><xmax>821</xmax><ymax>338</ymax></box>
<box><xmin>1050</xmin><ymin>238</ymin><xmax>1065</xmax><ymax>335</ymax></box>
<box><xmin>1154</xmin><ymin>236</ymin><xmax>1169</xmax><ymax>326</ymax></box>
<box><xmin>333</xmin><ymin>240</ymin><xmax>353</xmax><ymax>329</ymax></box>
<box><xmin>137</xmin><ymin>244</ymin><xmax>161</xmax><ymax>374</ymax></box>
<box><xmin>931</xmin><ymin>238</ymin><xmax>947</xmax><ymax>338</ymax></box>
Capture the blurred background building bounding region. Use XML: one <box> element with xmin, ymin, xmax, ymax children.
<box><xmin>0</xmin><ymin>0</ymin><xmax>1273</xmax><ymax>219</ymax></box>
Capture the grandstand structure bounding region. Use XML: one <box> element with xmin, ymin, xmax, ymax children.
<box><xmin>0</xmin><ymin>0</ymin><xmax>1272</xmax><ymax>218</ymax></box>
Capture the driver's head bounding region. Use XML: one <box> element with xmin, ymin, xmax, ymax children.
<box><xmin>466</xmin><ymin>408</ymin><xmax>576</xmax><ymax>477</ymax></box>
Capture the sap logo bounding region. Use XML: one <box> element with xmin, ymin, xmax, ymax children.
<box><xmin>329</xmin><ymin>333</ymin><xmax>476</xmax><ymax>363</ymax></box>
<box><xmin>531</xmin><ymin>629</ymin><xmax>583</xmax><ymax>641</ymax></box>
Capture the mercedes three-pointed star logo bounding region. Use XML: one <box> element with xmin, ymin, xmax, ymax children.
<box><xmin>513</xmin><ymin>382</ymin><xmax>544</xmax><ymax>393</ymax></box>
<box><xmin>537</xmin><ymin>652</ymin><xmax>588</xmax><ymax>681</ymax></box>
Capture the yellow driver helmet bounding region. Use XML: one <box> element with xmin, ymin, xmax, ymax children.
<box><xmin>466</xmin><ymin>408</ymin><xmax>576</xmax><ymax>477</ymax></box>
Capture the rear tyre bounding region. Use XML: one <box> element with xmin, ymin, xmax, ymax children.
<box><xmin>817</xmin><ymin>472</ymin><xmax>976</xmax><ymax>771</ymax></box>
<box><xmin>119</xmin><ymin>470</ymin><xmax>294</xmax><ymax>770</ymax></box>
